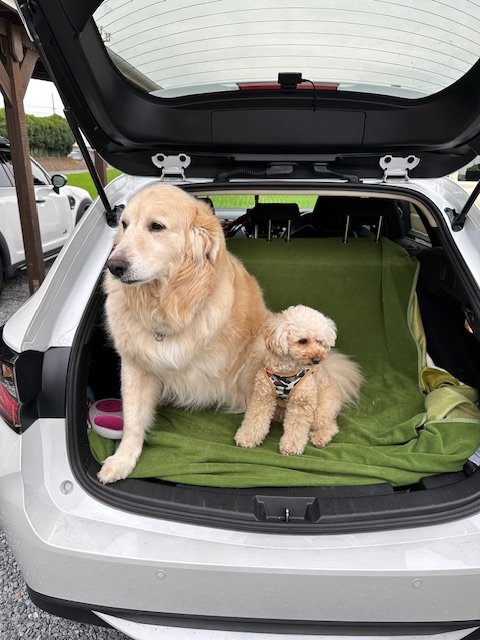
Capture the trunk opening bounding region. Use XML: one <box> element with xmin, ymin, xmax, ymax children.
<box><xmin>66</xmin><ymin>188</ymin><xmax>480</xmax><ymax>533</ymax></box>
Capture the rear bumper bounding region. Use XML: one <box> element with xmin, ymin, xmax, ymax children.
<box><xmin>2</xmin><ymin>418</ymin><xmax>480</xmax><ymax>630</ymax></box>
<box><xmin>25</xmin><ymin>589</ymin><xmax>480</xmax><ymax>639</ymax></box>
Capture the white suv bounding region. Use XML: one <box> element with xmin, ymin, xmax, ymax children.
<box><xmin>0</xmin><ymin>138</ymin><xmax>91</xmax><ymax>291</ymax></box>
<box><xmin>3</xmin><ymin>1</ymin><xmax>480</xmax><ymax>639</ymax></box>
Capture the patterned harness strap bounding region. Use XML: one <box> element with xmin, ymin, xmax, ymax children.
<box><xmin>265</xmin><ymin>368</ymin><xmax>311</xmax><ymax>401</ymax></box>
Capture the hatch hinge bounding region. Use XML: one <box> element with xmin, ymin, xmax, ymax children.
<box><xmin>380</xmin><ymin>155</ymin><xmax>420</xmax><ymax>182</ymax></box>
<box><xmin>151</xmin><ymin>153</ymin><xmax>191</xmax><ymax>180</ymax></box>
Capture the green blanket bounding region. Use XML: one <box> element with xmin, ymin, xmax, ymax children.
<box><xmin>89</xmin><ymin>238</ymin><xmax>480</xmax><ymax>487</ymax></box>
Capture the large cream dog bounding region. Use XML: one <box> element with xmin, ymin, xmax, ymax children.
<box><xmin>99</xmin><ymin>184</ymin><xmax>268</xmax><ymax>484</ymax></box>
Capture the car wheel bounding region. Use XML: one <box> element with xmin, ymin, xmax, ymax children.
<box><xmin>75</xmin><ymin>199</ymin><xmax>92</xmax><ymax>225</ymax></box>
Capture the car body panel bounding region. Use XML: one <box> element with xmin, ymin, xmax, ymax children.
<box><xmin>0</xmin><ymin>418</ymin><xmax>479</xmax><ymax>625</ymax></box>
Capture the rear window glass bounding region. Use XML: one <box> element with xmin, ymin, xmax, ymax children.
<box><xmin>93</xmin><ymin>0</ymin><xmax>480</xmax><ymax>99</ymax></box>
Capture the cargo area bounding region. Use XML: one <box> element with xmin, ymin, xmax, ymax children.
<box><xmin>68</xmin><ymin>191</ymin><xmax>480</xmax><ymax>532</ymax></box>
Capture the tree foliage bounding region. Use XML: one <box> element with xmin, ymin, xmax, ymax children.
<box><xmin>0</xmin><ymin>109</ymin><xmax>74</xmax><ymax>156</ymax></box>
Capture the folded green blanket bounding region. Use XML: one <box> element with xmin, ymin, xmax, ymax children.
<box><xmin>89</xmin><ymin>238</ymin><xmax>480</xmax><ymax>487</ymax></box>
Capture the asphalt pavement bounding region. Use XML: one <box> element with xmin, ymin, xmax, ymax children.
<box><xmin>0</xmin><ymin>270</ymin><xmax>128</xmax><ymax>639</ymax></box>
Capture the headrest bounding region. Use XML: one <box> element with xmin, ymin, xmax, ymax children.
<box><xmin>247</xmin><ymin>202</ymin><xmax>301</xmax><ymax>222</ymax></box>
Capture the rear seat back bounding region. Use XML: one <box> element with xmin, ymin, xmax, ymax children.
<box><xmin>311</xmin><ymin>196</ymin><xmax>410</xmax><ymax>241</ymax></box>
<box><xmin>246</xmin><ymin>202</ymin><xmax>301</xmax><ymax>240</ymax></box>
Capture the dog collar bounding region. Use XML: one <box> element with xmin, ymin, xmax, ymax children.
<box><xmin>265</xmin><ymin>368</ymin><xmax>311</xmax><ymax>401</ymax></box>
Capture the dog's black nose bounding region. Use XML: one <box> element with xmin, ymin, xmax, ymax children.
<box><xmin>107</xmin><ymin>257</ymin><xmax>129</xmax><ymax>278</ymax></box>
<box><xmin>312</xmin><ymin>357</ymin><xmax>321</xmax><ymax>364</ymax></box>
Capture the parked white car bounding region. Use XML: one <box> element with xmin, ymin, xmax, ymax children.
<box><xmin>3</xmin><ymin>1</ymin><xmax>480</xmax><ymax>639</ymax></box>
<box><xmin>0</xmin><ymin>137</ymin><xmax>92</xmax><ymax>291</ymax></box>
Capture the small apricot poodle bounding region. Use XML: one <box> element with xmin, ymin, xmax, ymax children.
<box><xmin>234</xmin><ymin>305</ymin><xmax>362</xmax><ymax>455</ymax></box>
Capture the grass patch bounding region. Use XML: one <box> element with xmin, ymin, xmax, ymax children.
<box><xmin>209</xmin><ymin>194</ymin><xmax>317</xmax><ymax>209</ymax></box>
<box><xmin>65</xmin><ymin>168</ymin><xmax>122</xmax><ymax>198</ymax></box>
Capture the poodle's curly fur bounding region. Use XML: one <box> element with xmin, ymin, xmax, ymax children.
<box><xmin>234</xmin><ymin>305</ymin><xmax>363</xmax><ymax>455</ymax></box>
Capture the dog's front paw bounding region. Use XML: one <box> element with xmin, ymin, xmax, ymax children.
<box><xmin>309</xmin><ymin>433</ymin><xmax>330</xmax><ymax>449</ymax></box>
<box><xmin>279</xmin><ymin>436</ymin><xmax>306</xmax><ymax>456</ymax></box>
<box><xmin>97</xmin><ymin>454</ymin><xmax>136</xmax><ymax>484</ymax></box>
<box><xmin>310</xmin><ymin>420</ymin><xmax>338</xmax><ymax>449</ymax></box>
<box><xmin>234</xmin><ymin>427</ymin><xmax>261</xmax><ymax>449</ymax></box>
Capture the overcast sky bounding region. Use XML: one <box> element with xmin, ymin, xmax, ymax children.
<box><xmin>0</xmin><ymin>78</ymin><xmax>64</xmax><ymax>117</ymax></box>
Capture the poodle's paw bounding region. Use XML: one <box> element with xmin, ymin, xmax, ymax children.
<box><xmin>97</xmin><ymin>454</ymin><xmax>136</xmax><ymax>484</ymax></box>
<box><xmin>309</xmin><ymin>433</ymin><xmax>331</xmax><ymax>449</ymax></box>
<box><xmin>234</xmin><ymin>427</ymin><xmax>261</xmax><ymax>449</ymax></box>
<box><xmin>279</xmin><ymin>436</ymin><xmax>306</xmax><ymax>456</ymax></box>
<box><xmin>310</xmin><ymin>420</ymin><xmax>338</xmax><ymax>449</ymax></box>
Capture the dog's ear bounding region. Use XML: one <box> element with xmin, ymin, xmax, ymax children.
<box><xmin>189</xmin><ymin>200</ymin><xmax>225</xmax><ymax>264</ymax></box>
<box><xmin>324</xmin><ymin>317</ymin><xmax>337</xmax><ymax>349</ymax></box>
<box><xmin>264</xmin><ymin>315</ymin><xmax>290</xmax><ymax>356</ymax></box>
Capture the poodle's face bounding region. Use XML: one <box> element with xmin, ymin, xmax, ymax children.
<box><xmin>264</xmin><ymin>305</ymin><xmax>337</xmax><ymax>366</ymax></box>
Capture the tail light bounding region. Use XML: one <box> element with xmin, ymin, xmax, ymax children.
<box><xmin>0</xmin><ymin>361</ymin><xmax>20</xmax><ymax>429</ymax></box>
<box><xmin>0</xmin><ymin>329</ymin><xmax>43</xmax><ymax>433</ymax></box>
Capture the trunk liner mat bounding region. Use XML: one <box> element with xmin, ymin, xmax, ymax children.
<box><xmin>88</xmin><ymin>238</ymin><xmax>480</xmax><ymax>487</ymax></box>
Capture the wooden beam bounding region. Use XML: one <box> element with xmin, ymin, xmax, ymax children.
<box><xmin>19</xmin><ymin>47</ymin><xmax>38</xmax><ymax>97</ymax></box>
<box><xmin>94</xmin><ymin>151</ymin><xmax>107</xmax><ymax>187</ymax></box>
<box><xmin>0</xmin><ymin>17</ymin><xmax>8</xmax><ymax>39</ymax></box>
<box><xmin>4</xmin><ymin>22</ymin><xmax>45</xmax><ymax>293</ymax></box>
<box><xmin>9</xmin><ymin>23</ymin><xmax>24</xmax><ymax>63</ymax></box>
<box><xmin>0</xmin><ymin>58</ymin><xmax>12</xmax><ymax>107</ymax></box>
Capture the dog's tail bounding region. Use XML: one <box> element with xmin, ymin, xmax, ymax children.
<box><xmin>323</xmin><ymin>350</ymin><xmax>363</xmax><ymax>405</ymax></box>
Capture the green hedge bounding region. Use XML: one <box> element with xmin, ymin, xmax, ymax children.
<box><xmin>0</xmin><ymin>108</ymin><xmax>74</xmax><ymax>156</ymax></box>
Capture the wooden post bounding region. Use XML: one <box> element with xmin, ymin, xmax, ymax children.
<box><xmin>94</xmin><ymin>151</ymin><xmax>107</xmax><ymax>187</ymax></box>
<box><xmin>0</xmin><ymin>20</ymin><xmax>44</xmax><ymax>294</ymax></box>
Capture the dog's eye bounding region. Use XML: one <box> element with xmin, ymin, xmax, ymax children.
<box><xmin>150</xmin><ymin>222</ymin><xmax>166</xmax><ymax>232</ymax></box>
<box><xmin>297</xmin><ymin>338</ymin><xmax>308</xmax><ymax>345</ymax></box>
<box><xmin>121</xmin><ymin>220</ymin><xmax>128</xmax><ymax>230</ymax></box>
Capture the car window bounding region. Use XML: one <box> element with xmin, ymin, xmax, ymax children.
<box><xmin>459</xmin><ymin>157</ymin><xmax>480</xmax><ymax>181</ymax></box>
<box><xmin>94</xmin><ymin>0</ymin><xmax>480</xmax><ymax>100</ymax></box>
<box><xmin>208</xmin><ymin>194</ymin><xmax>316</xmax><ymax>212</ymax></box>
<box><xmin>30</xmin><ymin>160</ymin><xmax>50</xmax><ymax>186</ymax></box>
<box><xmin>0</xmin><ymin>158</ymin><xmax>13</xmax><ymax>188</ymax></box>
<box><xmin>0</xmin><ymin>150</ymin><xmax>51</xmax><ymax>186</ymax></box>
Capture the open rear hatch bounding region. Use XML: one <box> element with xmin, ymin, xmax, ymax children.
<box><xmin>17</xmin><ymin>0</ymin><xmax>480</xmax><ymax>180</ymax></box>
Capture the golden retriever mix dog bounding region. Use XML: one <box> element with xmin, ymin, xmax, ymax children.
<box><xmin>98</xmin><ymin>184</ymin><xmax>268</xmax><ymax>484</ymax></box>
